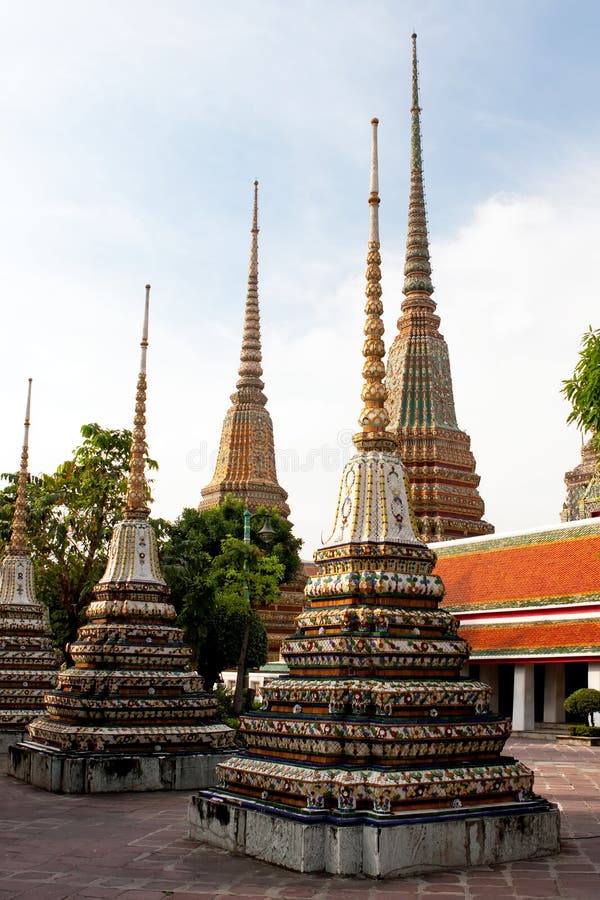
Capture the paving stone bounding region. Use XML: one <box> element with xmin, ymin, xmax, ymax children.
<box><xmin>76</xmin><ymin>890</ymin><xmax>127</xmax><ymax>899</ymax></box>
<box><xmin>0</xmin><ymin>739</ymin><xmax>599</xmax><ymax>897</ymax></box>
<box><xmin>114</xmin><ymin>893</ymin><xmax>168</xmax><ymax>900</ymax></box>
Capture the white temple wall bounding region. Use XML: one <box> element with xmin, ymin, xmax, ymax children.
<box><xmin>512</xmin><ymin>664</ymin><xmax>535</xmax><ymax>731</ymax></box>
<box><xmin>543</xmin><ymin>663</ymin><xmax>566</xmax><ymax>724</ymax></box>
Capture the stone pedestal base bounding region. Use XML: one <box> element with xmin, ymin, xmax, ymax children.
<box><xmin>0</xmin><ymin>729</ymin><xmax>26</xmax><ymax>754</ymax></box>
<box><xmin>8</xmin><ymin>741</ymin><xmax>234</xmax><ymax>794</ymax></box>
<box><xmin>189</xmin><ymin>793</ymin><xmax>560</xmax><ymax>878</ymax></box>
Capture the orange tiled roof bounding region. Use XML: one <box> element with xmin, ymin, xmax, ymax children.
<box><xmin>461</xmin><ymin>618</ymin><xmax>600</xmax><ymax>658</ymax></box>
<box><xmin>435</xmin><ymin>521</ymin><xmax>600</xmax><ymax>611</ymax></box>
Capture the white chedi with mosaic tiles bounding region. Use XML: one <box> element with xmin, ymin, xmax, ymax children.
<box><xmin>0</xmin><ymin>554</ymin><xmax>37</xmax><ymax>606</ymax></box>
<box><xmin>322</xmin><ymin>450</ymin><xmax>422</xmax><ymax>548</ymax></box>
<box><xmin>308</xmin><ymin>448</ymin><xmax>444</xmax><ymax>603</ymax></box>
<box><xmin>99</xmin><ymin>520</ymin><xmax>166</xmax><ymax>586</ymax></box>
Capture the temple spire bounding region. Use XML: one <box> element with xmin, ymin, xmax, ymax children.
<box><xmin>354</xmin><ymin>118</ymin><xmax>396</xmax><ymax>454</ymax></box>
<box><xmin>236</xmin><ymin>180</ymin><xmax>265</xmax><ymax>400</ymax></box>
<box><xmin>199</xmin><ymin>181</ymin><xmax>290</xmax><ymax>518</ymax></box>
<box><xmin>403</xmin><ymin>33</ymin><xmax>434</xmax><ymax>304</ymax></box>
<box><xmin>385</xmin><ymin>35</ymin><xmax>493</xmax><ymax>542</ymax></box>
<box><xmin>124</xmin><ymin>285</ymin><xmax>151</xmax><ymax>519</ymax></box>
<box><xmin>9</xmin><ymin>378</ymin><xmax>32</xmax><ymax>555</ymax></box>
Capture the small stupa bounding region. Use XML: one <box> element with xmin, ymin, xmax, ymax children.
<box><xmin>9</xmin><ymin>287</ymin><xmax>235</xmax><ymax>792</ymax></box>
<box><xmin>561</xmin><ymin>434</ymin><xmax>600</xmax><ymax>521</ymax></box>
<box><xmin>0</xmin><ymin>380</ymin><xmax>60</xmax><ymax>752</ymax></box>
<box><xmin>189</xmin><ymin>120</ymin><xmax>560</xmax><ymax>877</ymax></box>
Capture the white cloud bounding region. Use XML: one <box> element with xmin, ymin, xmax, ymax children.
<box><xmin>0</xmin><ymin>2</ymin><xmax>598</xmax><ymax>563</ymax></box>
<box><xmin>428</xmin><ymin>174</ymin><xmax>600</xmax><ymax>537</ymax></box>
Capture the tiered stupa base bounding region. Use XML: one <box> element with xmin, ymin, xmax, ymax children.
<box><xmin>190</xmin><ymin>792</ymin><xmax>559</xmax><ymax>877</ymax></box>
<box><xmin>8</xmin><ymin>519</ymin><xmax>235</xmax><ymax>793</ymax></box>
<box><xmin>9</xmin><ymin>740</ymin><xmax>233</xmax><ymax>793</ymax></box>
<box><xmin>189</xmin><ymin>446</ymin><xmax>560</xmax><ymax>875</ymax></box>
<box><xmin>1</xmin><ymin>729</ymin><xmax>27</xmax><ymax>754</ymax></box>
<box><xmin>0</xmin><ymin>568</ymin><xmax>61</xmax><ymax>753</ymax></box>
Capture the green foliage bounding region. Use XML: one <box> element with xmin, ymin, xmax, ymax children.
<box><xmin>210</xmin><ymin>535</ymin><xmax>284</xmax><ymax>609</ymax></box>
<box><xmin>567</xmin><ymin>724</ymin><xmax>600</xmax><ymax>737</ymax></box>
<box><xmin>0</xmin><ymin>423</ymin><xmax>157</xmax><ymax>652</ymax></box>
<box><xmin>162</xmin><ymin>496</ymin><xmax>301</xmax><ymax>690</ymax></box>
<box><xmin>562</xmin><ymin>326</ymin><xmax>600</xmax><ymax>453</ymax></box>
<box><xmin>564</xmin><ymin>688</ymin><xmax>600</xmax><ymax>726</ymax></box>
<box><xmin>213</xmin><ymin>685</ymin><xmax>239</xmax><ymax>732</ymax></box>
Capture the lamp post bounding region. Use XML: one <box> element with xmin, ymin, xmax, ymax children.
<box><xmin>232</xmin><ymin>509</ymin><xmax>276</xmax><ymax>715</ymax></box>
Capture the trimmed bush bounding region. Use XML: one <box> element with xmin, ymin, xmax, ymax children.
<box><xmin>568</xmin><ymin>724</ymin><xmax>600</xmax><ymax>737</ymax></box>
<box><xmin>564</xmin><ymin>688</ymin><xmax>600</xmax><ymax>725</ymax></box>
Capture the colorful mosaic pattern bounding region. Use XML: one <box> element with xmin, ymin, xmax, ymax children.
<box><xmin>0</xmin><ymin>381</ymin><xmax>61</xmax><ymax>733</ymax></box>
<box><xmin>27</xmin><ymin>532</ymin><xmax>234</xmax><ymax>754</ymax></box>
<box><xmin>26</xmin><ymin>290</ymin><xmax>234</xmax><ymax>756</ymax></box>
<box><xmin>204</xmin><ymin>113</ymin><xmax>536</xmax><ymax>823</ymax></box>
<box><xmin>212</xmin><ymin>448</ymin><xmax>533</xmax><ymax>816</ymax></box>
<box><xmin>384</xmin><ymin>37</ymin><xmax>493</xmax><ymax>543</ymax></box>
<box><xmin>561</xmin><ymin>436</ymin><xmax>600</xmax><ymax>522</ymax></box>
<box><xmin>0</xmin><ymin>566</ymin><xmax>60</xmax><ymax>729</ymax></box>
<box><xmin>258</xmin><ymin>574</ymin><xmax>306</xmax><ymax>661</ymax></box>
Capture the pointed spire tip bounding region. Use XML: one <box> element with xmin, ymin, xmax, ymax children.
<box><xmin>354</xmin><ymin>118</ymin><xmax>396</xmax><ymax>454</ymax></box>
<box><xmin>236</xmin><ymin>179</ymin><xmax>264</xmax><ymax>395</ymax></box>
<box><xmin>412</xmin><ymin>32</ymin><xmax>417</xmax><ymax>39</ymax></box>
<box><xmin>9</xmin><ymin>378</ymin><xmax>33</xmax><ymax>553</ymax></box>
<box><xmin>25</xmin><ymin>378</ymin><xmax>32</xmax><ymax>424</ymax></box>
<box><xmin>125</xmin><ymin>289</ymin><xmax>151</xmax><ymax>519</ymax></box>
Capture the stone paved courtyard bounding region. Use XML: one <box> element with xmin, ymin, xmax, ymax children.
<box><xmin>0</xmin><ymin>738</ymin><xmax>598</xmax><ymax>899</ymax></box>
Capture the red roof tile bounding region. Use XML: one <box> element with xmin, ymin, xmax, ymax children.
<box><xmin>461</xmin><ymin>619</ymin><xmax>600</xmax><ymax>656</ymax></box>
<box><xmin>436</xmin><ymin>529</ymin><xmax>600</xmax><ymax>611</ymax></box>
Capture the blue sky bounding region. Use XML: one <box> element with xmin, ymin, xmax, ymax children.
<box><xmin>1</xmin><ymin>0</ymin><xmax>599</xmax><ymax>554</ymax></box>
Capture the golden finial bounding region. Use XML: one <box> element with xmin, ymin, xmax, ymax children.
<box><xmin>353</xmin><ymin>119</ymin><xmax>396</xmax><ymax>454</ymax></box>
<box><xmin>124</xmin><ymin>285</ymin><xmax>151</xmax><ymax>519</ymax></box>
<box><xmin>9</xmin><ymin>378</ymin><xmax>32</xmax><ymax>554</ymax></box>
<box><xmin>236</xmin><ymin>180</ymin><xmax>265</xmax><ymax>399</ymax></box>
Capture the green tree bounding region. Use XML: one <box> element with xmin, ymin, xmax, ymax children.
<box><xmin>201</xmin><ymin>603</ymin><xmax>268</xmax><ymax>696</ymax></box>
<box><xmin>0</xmin><ymin>423</ymin><xmax>157</xmax><ymax>652</ymax></box>
<box><xmin>163</xmin><ymin>497</ymin><xmax>302</xmax><ymax>700</ymax></box>
<box><xmin>562</xmin><ymin>326</ymin><xmax>600</xmax><ymax>453</ymax></box>
<box><xmin>564</xmin><ymin>688</ymin><xmax>600</xmax><ymax>726</ymax></box>
<box><xmin>213</xmin><ymin>534</ymin><xmax>284</xmax><ymax>714</ymax></box>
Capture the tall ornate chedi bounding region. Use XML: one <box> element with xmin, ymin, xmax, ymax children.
<box><xmin>199</xmin><ymin>182</ymin><xmax>303</xmax><ymax>659</ymax></box>
<box><xmin>9</xmin><ymin>287</ymin><xmax>234</xmax><ymax>793</ymax></box>
<box><xmin>561</xmin><ymin>435</ymin><xmax>600</xmax><ymax>521</ymax></box>
<box><xmin>386</xmin><ymin>35</ymin><xmax>493</xmax><ymax>543</ymax></box>
<box><xmin>199</xmin><ymin>181</ymin><xmax>290</xmax><ymax>517</ymax></box>
<box><xmin>190</xmin><ymin>120</ymin><xmax>558</xmax><ymax>877</ymax></box>
<box><xmin>0</xmin><ymin>380</ymin><xmax>60</xmax><ymax>752</ymax></box>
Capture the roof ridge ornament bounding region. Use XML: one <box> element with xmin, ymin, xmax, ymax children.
<box><xmin>353</xmin><ymin>118</ymin><xmax>397</xmax><ymax>454</ymax></box>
